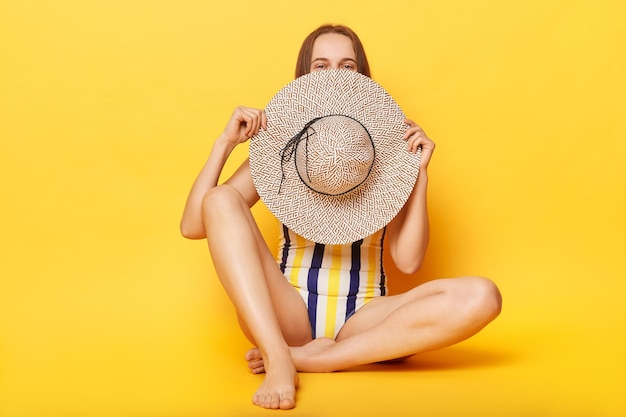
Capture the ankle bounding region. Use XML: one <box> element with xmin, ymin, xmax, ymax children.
<box><xmin>260</xmin><ymin>346</ymin><xmax>293</xmax><ymax>369</ymax></box>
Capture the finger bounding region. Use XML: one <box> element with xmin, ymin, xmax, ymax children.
<box><xmin>249</xmin><ymin>109</ymin><xmax>265</xmax><ymax>137</ymax></box>
<box><xmin>241</xmin><ymin>109</ymin><xmax>258</xmax><ymax>138</ymax></box>
<box><xmin>242</xmin><ymin>109</ymin><xmax>262</xmax><ymax>138</ymax></box>
<box><xmin>251</xmin><ymin>109</ymin><xmax>262</xmax><ymax>135</ymax></box>
<box><xmin>403</xmin><ymin>125</ymin><xmax>424</xmax><ymax>140</ymax></box>
<box><xmin>406</xmin><ymin>132</ymin><xmax>424</xmax><ymax>153</ymax></box>
<box><xmin>232</xmin><ymin>107</ymin><xmax>252</xmax><ymax>139</ymax></box>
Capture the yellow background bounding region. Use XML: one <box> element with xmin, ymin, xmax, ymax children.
<box><xmin>1</xmin><ymin>1</ymin><xmax>625</xmax><ymax>416</ymax></box>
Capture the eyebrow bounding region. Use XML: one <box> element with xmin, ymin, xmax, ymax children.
<box><xmin>311</xmin><ymin>57</ymin><xmax>357</xmax><ymax>64</ymax></box>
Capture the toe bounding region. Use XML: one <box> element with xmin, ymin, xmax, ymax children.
<box><xmin>251</xmin><ymin>365</ymin><xmax>265</xmax><ymax>374</ymax></box>
<box><xmin>245</xmin><ymin>347</ymin><xmax>262</xmax><ymax>361</ymax></box>
<box><xmin>279</xmin><ymin>392</ymin><xmax>296</xmax><ymax>410</ymax></box>
<box><xmin>270</xmin><ymin>394</ymin><xmax>280</xmax><ymax>409</ymax></box>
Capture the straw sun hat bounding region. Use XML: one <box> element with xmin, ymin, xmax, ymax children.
<box><xmin>249</xmin><ymin>69</ymin><xmax>421</xmax><ymax>245</ymax></box>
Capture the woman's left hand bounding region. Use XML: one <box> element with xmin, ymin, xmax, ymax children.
<box><xmin>404</xmin><ymin>118</ymin><xmax>435</xmax><ymax>170</ymax></box>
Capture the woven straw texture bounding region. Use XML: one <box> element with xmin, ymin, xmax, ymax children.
<box><xmin>294</xmin><ymin>115</ymin><xmax>374</xmax><ymax>196</ymax></box>
<box><xmin>249</xmin><ymin>69</ymin><xmax>421</xmax><ymax>245</ymax></box>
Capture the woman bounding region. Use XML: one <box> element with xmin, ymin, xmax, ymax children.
<box><xmin>180</xmin><ymin>24</ymin><xmax>502</xmax><ymax>410</ymax></box>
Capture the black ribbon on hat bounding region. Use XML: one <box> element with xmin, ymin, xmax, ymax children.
<box><xmin>278</xmin><ymin>114</ymin><xmax>374</xmax><ymax>196</ymax></box>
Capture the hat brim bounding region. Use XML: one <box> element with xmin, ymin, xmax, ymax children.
<box><xmin>250</xmin><ymin>69</ymin><xmax>421</xmax><ymax>245</ymax></box>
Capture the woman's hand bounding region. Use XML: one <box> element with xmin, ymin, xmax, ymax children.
<box><xmin>219</xmin><ymin>106</ymin><xmax>267</xmax><ymax>147</ymax></box>
<box><xmin>404</xmin><ymin>118</ymin><xmax>435</xmax><ymax>170</ymax></box>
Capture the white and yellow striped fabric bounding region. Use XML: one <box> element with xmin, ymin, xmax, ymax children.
<box><xmin>277</xmin><ymin>224</ymin><xmax>387</xmax><ymax>339</ymax></box>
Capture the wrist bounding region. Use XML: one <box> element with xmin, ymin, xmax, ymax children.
<box><xmin>215</xmin><ymin>133</ymin><xmax>238</xmax><ymax>153</ymax></box>
<box><xmin>417</xmin><ymin>168</ymin><xmax>428</xmax><ymax>183</ymax></box>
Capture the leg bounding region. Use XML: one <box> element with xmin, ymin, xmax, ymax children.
<box><xmin>289</xmin><ymin>276</ymin><xmax>502</xmax><ymax>372</ymax></box>
<box><xmin>201</xmin><ymin>184</ymin><xmax>311</xmax><ymax>409</ymax></box>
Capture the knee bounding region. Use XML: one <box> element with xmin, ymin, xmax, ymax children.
<box><xmin>180</xmin><ymin>184</ymin><xmax>247</xmax><ymax>239</ymax></box>
<box><xmin>201</xmin><ymin>184</ymin><xmax>245</xmax><ymax>221</ymax></box>
<box><xmin>460</xmin><ymin>276</ymin><xmax>502</xmax><ymax>325</ymax></box>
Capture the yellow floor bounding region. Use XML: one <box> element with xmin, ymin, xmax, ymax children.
<box><xmin>2</xmin><ymin>1</ymin><xmax>626</xmax><ymax>416</ymax></box>
<box><xmin>1</xmin><ymin>232</ymin><xmax>624</xmax><ymax>416</ymax></box>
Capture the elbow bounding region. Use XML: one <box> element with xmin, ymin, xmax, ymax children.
<box><xmin>390</xmin><ymin>245</ymin><xmax>426</xmax><ymax>275</ymax></box>
<box><xmin>395</xmin><ymin>258</ymin><xmax>424</xmax><ymax>275</ymax></box>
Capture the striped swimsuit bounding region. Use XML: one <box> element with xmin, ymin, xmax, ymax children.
<box><xmin>277</xmin><ymin>224</ymin><xmax>387</xmax><ymax>339</ymax></box>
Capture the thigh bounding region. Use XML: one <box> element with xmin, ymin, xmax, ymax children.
<box><xmin>335</xmin><ymin>278</ymin><xmax>458</xmax><ymax>341</ymax></box>
<box><xmin>336</xmin><ymin>276</ymin><xmax>500</xmax><ymax>341</ymax></box>
<box><xmin>238</xmin><ymin>219</ymin><xmax>313</xmax><ymax>347</ymax></box>
<box><xmin>227</xmin><ymin>172</ymin><xmax>307</xmax><ymax>330</ymax></box>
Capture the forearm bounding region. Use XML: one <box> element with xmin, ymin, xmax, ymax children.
<box><xmin>388</xmin><ymin>170</ymin><xmax>430</xmax><ymax>274</ymax></box>
<box><xmin>180</xmin><ymin>136</ymin><xmax>236</xmax><ymax>239</ymax></box>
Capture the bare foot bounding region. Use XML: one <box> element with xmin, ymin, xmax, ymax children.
<box><xmin>251</xmin><ymin>358</ymin><xmax>299</xmax><ymax>410</ymax></box>
<box><xmin>247</xmin><ymin>338</ymin><xmax>338</xmax><ymax>374</ymax></box>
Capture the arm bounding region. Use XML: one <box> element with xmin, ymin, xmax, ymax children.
<box><xmin>386</xmin><ymin>119</ymin><xmax>436</xmax><ymax>274</ymax></box>
<box><xmin>180</xmin><ymin>106</ymin><xmax>267</xmax><ymax>239</ymax></box>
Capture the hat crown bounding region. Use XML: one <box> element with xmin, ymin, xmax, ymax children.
<box><xmin>294</xmin><ymin>115</ymin><xmax>374</xmax><ymax>196</ymax></box>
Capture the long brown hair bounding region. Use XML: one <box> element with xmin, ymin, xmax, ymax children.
<box><xmin>294</xmin><ymin>24</ymin><xmax>371</xmax><ymax>79</ymax></box>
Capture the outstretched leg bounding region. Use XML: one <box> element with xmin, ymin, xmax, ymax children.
<box><xmin>202</xmin><ymin>184</ymin><xmax>310</xmax><ymax>409</ymax></box>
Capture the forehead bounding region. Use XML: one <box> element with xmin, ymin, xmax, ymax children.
<box><xmin>311</xmin><ymin>33</ymin><xmax>355</xmax><ymax>58</ymax></box>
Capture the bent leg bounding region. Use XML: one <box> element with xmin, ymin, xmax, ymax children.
<box><xmin>201</xmin><ymin>184</ymin><xmax>310</xmax><ymax>409</ymax></box>
<box><xmin>289</xmin><ymin>276</ymin><xmax>502</xmax><ymax>372</ymax></box>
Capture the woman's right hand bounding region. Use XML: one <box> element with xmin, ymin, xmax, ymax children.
<box><xmin>219</xmin><ymin>106</ymin><xmax>267</xmax><ymax>147</ymax></box>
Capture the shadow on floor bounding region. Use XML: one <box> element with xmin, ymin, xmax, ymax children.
<box><xmin>347</xmin><ymin>345</ymin><xmax>520</xmax><ymax>373</ymax></box>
